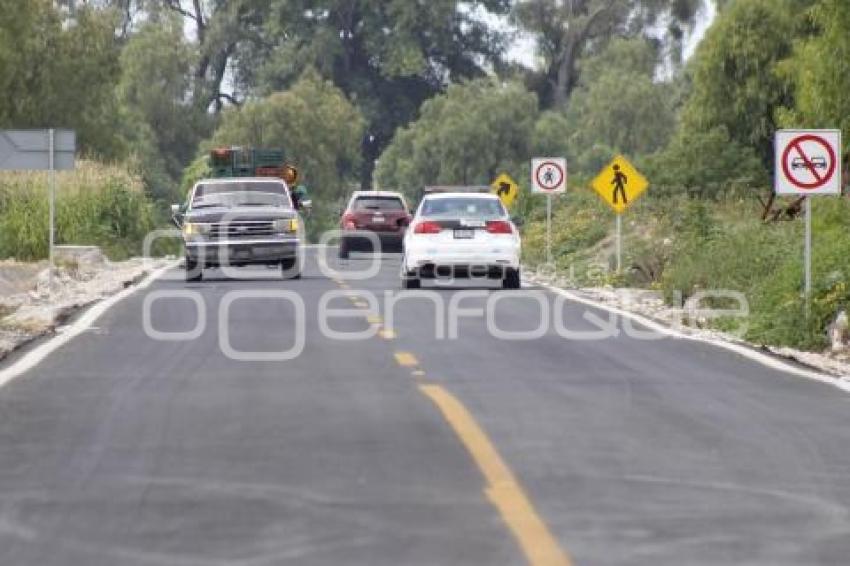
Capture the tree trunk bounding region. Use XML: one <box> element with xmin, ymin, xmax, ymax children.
<box><xmin>552</xmin><ymin>36</ymin><xmax>577</xmax><ymax>108</ymax></box>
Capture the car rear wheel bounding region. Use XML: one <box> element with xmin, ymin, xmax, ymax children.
<box><xmin>502</xmin><ymin>268</ymin><xmax>521</xmax><ymax>289</ymax></box>
<box><xmin>401</xmin><ymin>258</ymin><xmax>420</xmax><ymax>289</ymax></box>
<box><xmin>185</xmin><ymin>257</ymin><xmax>202</xmax><ymax>282</ymax></box>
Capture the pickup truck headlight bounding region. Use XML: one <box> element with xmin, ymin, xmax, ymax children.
<box><xmin>183</xmin><ymin>222</ymin><xmax>211</xmax><ymax>236</ymax></box>
<box><xmin>274</xmin><ymin>218</ymin><xmax>298</xmax><ymax>233</ymax></box>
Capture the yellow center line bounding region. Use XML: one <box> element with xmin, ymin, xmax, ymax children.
<box><xmin>367</xmin><ymin>315</ymin><xmax>383</xmax><ymax>325</ymax></box>
<box><xmin>419</xmin><ymin>385</ymin><xmax>573</xmax><ymax>566</ymax></box>
<box><xmin>378</xmin><ymin>328</ymin><xmax>396</xmax><ymax>340</ymax></box>
<box><xmin>394</xmin><ymin>352</ymin><xmax>419</xmax><ymax>367</ymax></box>
<box><xmin>351</xmin><ymin>300</ymin><xmax>369</xmax><ymax>308</ymax></box>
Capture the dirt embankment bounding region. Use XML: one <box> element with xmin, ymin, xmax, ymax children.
<box><xmin>0</xmin><ymin>247</ymin><xmax>171</xmax><ymax>361</ymax></box>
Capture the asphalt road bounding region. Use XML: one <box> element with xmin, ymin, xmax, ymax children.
<box><xmin>1</xmin><ymin>248</ymin><xmax>849</xmax><ymax>566</ymax></box>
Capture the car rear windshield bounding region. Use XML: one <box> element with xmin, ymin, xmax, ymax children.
<box><xmin>352</xmin><ymin>196</ymin><xmax>405</xmax><ymax>211</ymax></box>
<box><xmin>192</xmin><ymin>182</ymin><xmax>293</xmax><ymax>209</ymax></box>
<box><xmin>420</xmin><ymin>197</ymin><xmax>505</xmax><ymax>219</ymax></box>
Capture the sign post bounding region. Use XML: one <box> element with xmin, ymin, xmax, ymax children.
<box><xmin>0</xmin><ymin>129</ymin><xmax>76</xmax><ymax>295</ymax></box>
<box><xmin>805</xmin><ymin>197</ymin><xmax>812</xmax><ymax>309</ymax></box>
<box><xmin>615</xmin><ymin>214</ymin><xmax>622</xmax><ymax>272</ymax></box>
<box><xmin>591</xmin><ymin>155</ymin><xmax>649</xmax><ymax>273</ymax></box>
<box><xmin>531</xmin><ymin>158</ymin><xmax>567</xmax><ymax>268</ymax></box>
<box><xmin>546</xmin><ymin>194</ymin><xmax>553</xmax><ymax>264</ymax></box>
<box><xmin>774</xmin><ymin>129</ymin><xmax>842</xmax><ymax>316</ymax></box>
<box><xmin>48</xmin><ymin>129</ymin><xmax>55</xmax><ymax>292</ymax></box>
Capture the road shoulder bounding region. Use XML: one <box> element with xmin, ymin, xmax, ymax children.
<box><xmin>0</xmin><ymin>260</ymin><xmax>175</xmax><ymax>387</ymax></box>
<box><xmin>526</xmin><ymin>273</ymin><xmax>850</xmax><ymax>392</ymax></box>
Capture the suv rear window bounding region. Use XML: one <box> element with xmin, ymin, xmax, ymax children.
<box><xmin>420</xmin><ymin>197</ymin><xmax>505</xmax><ymax>219</ymax></box>
<box><xmin>352</xmin><ymin>196</ymin><xmax>405</xmax><ymax>211</ymax></box>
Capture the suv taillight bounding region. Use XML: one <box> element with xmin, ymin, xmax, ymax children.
<box><xmin>414</xmin><ymin>220</ymin><xmax>442</xmax><ymax>234</ymax></box>
<box><xmin>486</xmin><ymin>220</ymin><xmax>513</xmax><ymax>234</ymax></box>
<box><xmin>342</xmin><ymin>212</ymin><xmax>357</xmax><ymax>230</ymax></box>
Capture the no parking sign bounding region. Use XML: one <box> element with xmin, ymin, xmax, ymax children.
<box><xmin>775</xmin><ymin>130</ymin><xmax>842</xmax><ymax>195</ymax></box>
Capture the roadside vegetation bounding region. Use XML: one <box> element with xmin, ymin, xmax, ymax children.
<box><xmin>1</xmin><ymin>0</ymin><xmax>847</xmax><ymax>350</ymax></box>
<box><xmin>0</xmin><ymin>161</ymin><xmax>155</xmax><ymax>261</ymax></box>
<box><xmin>376</xmin><ymin>0</ymin><xmax>849</xmax><ymax>350</ymax></box>
<box><xmin>521</xmin><ymin>190</ymin><xmax>850</xmax><ymax>350</ymax></box>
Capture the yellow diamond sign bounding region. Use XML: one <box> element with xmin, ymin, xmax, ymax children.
<box><xmin>591</xmin><ymin>155</ymin><xmax>649</xmax><ymax>214</ymax></box>
<box><xmin>491</xmin><ymin>173</ymin><xmax>519</xmax><ymax>208</ymax></box>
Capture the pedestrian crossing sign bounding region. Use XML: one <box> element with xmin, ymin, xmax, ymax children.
<box><xmin>591</xmin><ymin>155</ymin><xmax>649</xmax><ymax>214</ymax></box>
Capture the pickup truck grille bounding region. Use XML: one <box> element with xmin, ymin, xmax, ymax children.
<box><xmin>209</xmin><ymin>220</ymin><xmax>276</xmax><ymax>239</ymax></box>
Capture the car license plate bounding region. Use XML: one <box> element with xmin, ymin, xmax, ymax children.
<box><xmin>372</xmin><ymin>215</ymin><xmax>385</xmax><ymax>223</ymax></box>
<box><xmin>454</xmin><ymin>229</ymin><xmax>475</xmax><ymax>239</ymax></box>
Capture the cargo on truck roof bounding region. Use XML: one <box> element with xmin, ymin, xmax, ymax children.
<box><xmin>209</xmin><ymin>146</ymin><xmax>299</xmax><ymax>186</ymax></box>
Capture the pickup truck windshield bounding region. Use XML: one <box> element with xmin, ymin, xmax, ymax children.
<box><xmin>191</xmin><ymin>182</ymin><xmax>293</xmax><ymax>209</ymax></box>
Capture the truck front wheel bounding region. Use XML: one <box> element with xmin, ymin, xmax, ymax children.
<box><xmin>281</xmin><ymin>257</ymin><xmax>301</xmax><ymax>280</ymax></box>
<box><xmin>185</xmin><ymin>257</ymin><xmax>202</xmax><ymax>282</ymax></box>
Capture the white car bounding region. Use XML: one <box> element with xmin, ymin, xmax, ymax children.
<box><xmin>401</xmin><ymin>192</ymin><xmax>521</xmax><ymax>289</ymax></box>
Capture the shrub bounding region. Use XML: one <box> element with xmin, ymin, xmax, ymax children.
<box><xmin>522</xmin><ymin>188</ymin><xmax>850</xmax><ymax>350</ymax></box>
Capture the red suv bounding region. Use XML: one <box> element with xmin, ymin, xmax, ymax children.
<box><xmin>339</xmin><ymin>191</ymin><xmax>412</xmax><ymax>258</ymax></box>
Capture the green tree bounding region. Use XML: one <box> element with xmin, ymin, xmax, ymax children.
<box><xmin>89</xmin><ymin>1</ymin><xmax>268</xmax><ymax>109</ymax></box>
<box><xmin>209</xmin><ymin>69</ymin><xmax>365</xmax><ymax>221</ymax></box>
<box><xmin>257</xmin><ymin>0</ymin><xmax>511</xmax><ymax>186</ymax></box>
<box><xmin>375</xmin><ymin>80</ymin><xmax>539</xmax><ymax>197</ymax></box>
<box><xmin>679</xmin><ymin>0</ymin><xmax>798</xmax><ymax>169</ymax></box>
<box><xmin>0</xmin><ymin>0</ymin><xmax>125</xmax><ymax>158</ymax></box>
<box><xmin>776</xmin><ymin>0</ymin><xmax>850</xmax><ymax>154</ymax></box>
<box><xmin>563</xmin><ymin>38</ymin><xmax>675</xmax><ymax>174</ymax></box>
<box><xmin>514</xmin><ymin>0</ymin><xmax>702</xmax><ymax>108</ymax></box>
<box><xmin>156</xmin><ymin>0</ymin><xmax>273</xmax><ymax>112</ymax></box>
<box><xmin>644</xmin><ymin>126</ymin><xmax>767</xmax><ymax>198</ymax></box>
<box><xmin>117</xmin><ymin>16</ymin><xmax>210</xmax><ymax>201</ymax></box>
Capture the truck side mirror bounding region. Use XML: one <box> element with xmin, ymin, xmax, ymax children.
<box><xmin>171</xmin><ymin>204</ymin><xmax>184</xmax><ymax>227</ymax></box>
<box><xmin>299</xmin><ymin>199</ymin><xmax>313</xmax><ymax>216</ymax></box>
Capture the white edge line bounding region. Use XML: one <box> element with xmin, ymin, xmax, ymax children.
<box><xmin>532</xmin><ymin>280</ymin><xmax>850</xmax><ymax>393</ymax></box>
<box><xmin>0</xmin><ymin>262</ymin><xmax>177</xmax><ymax>389</ymax></box>
<box><xmin>2</xmin><ymin>264</ymin><xmax>845</xmax><ymax>393</ymax></box>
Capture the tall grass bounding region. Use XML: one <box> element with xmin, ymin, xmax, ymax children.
<box><xmin>0</xmin><ymin>160</ymin><xmax>156</xmax><ymax>260</ymax></box>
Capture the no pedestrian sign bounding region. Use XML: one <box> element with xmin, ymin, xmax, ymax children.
<box><xmin>531</xmin><ymin>158</ymin><xmax>567</xmax><ymax>194</ymax></box>
<box><xmin>775</xmin><ymin>130</ymin><xmax>842</xmax><ymax>195</ymax></box>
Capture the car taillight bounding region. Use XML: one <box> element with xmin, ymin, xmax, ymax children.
<box><xmin>342</xmin><ymin>213</ymin><xmax>357</xmax><ymax>230</ymax></box>
<box><xmin>486</xmin><ymin>220</ymin><xmax>513</xmax><ymax>234</ymax></box>
<box><xmin>414</xmin><ymin>220</ymin><xmax>442</xmax><ymax>234</ymax></box>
